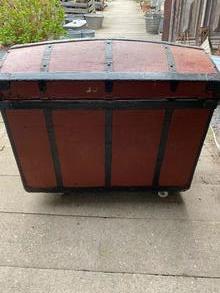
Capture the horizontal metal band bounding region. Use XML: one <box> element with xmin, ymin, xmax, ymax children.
<box><xmin>0</xmin><ymin>99</ymin><xmax>218</xmax><ymax>110</ymax></box>
<box><xmin>0</xmin><ymin>71</ymin><xmax>220</xmax><ymax>82</ymax></box>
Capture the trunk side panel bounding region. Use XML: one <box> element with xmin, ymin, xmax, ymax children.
<box><xmin>159</xmin><ymin>109</ymin><xmax>211</xmax><ymax>187</ymax></box>
<box><xmin>111</xmin><ymin>110</ymin><xmax>165</xmax><ymax>186</ymax></box>
<box><xmin>6</xmin><ymin>110</ymin><xmax>57</xmax><ymax>188</ymax></box>
<box><xmin>53</xmin><ymin>110</ymin><xmax>105</xmax><ymax>187</ymax></box>
<box><xmin>46</xmin><ymin>81</ymin><xmax>105</xmax><ymax>99</ymax></box>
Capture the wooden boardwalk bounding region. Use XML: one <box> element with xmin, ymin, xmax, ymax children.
<box><xmin>96</xmin><ymin>0</ymin><xmax>161</xmax><ymax>40</ymax></box>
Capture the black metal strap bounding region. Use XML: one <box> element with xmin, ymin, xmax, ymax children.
<box><xmin>152</xmin><ymin>109</ymin><xmax>173</xmax><ymax>187</ymax></box>
<box><xmin>40</xmin><ymin>44</ymin><xmax>53</xmax><ymax>72</ymax></box>
<box><xmin>0</xmin><ymin>99</ymin><xmax>218</xmax><ymax>110</ymax></box>
<box><xmin>104</xmin><ymin>40</ymin><xmax>113</xmax><ymax>187</ymax></box>
<box><xmin>105</xmin><ymin>40</ymin><xmax>113</xmax><ymax>72</ymax></box>
<box><xmin>164</xmin><ymin>45</ymin><xmax>177</xmax><ymax>73</ymax></box>
<box><xmin>44</xmin><ymin>109</ymin><xmax>63</xmax><ymax>188</ymax></box>
<box><xmin>0</xmin><ymin>50</ymin><xmax>7</xmax><ymax>70</ymax></box>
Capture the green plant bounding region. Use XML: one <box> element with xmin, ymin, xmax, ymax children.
<box><xmin>0</xmin><ymin>0</ymin><xmax>65</xmax><ymax>46</ymax></box>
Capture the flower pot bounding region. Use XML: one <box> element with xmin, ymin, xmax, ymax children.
<box><xmin>64</xmin><ymin>29</ymin><xmax>82</xmax><ymax>39</ymax></box>
<box><xmin>144</xmin><ymin>12</ymin><xmax>161</xmax><ymax>34</ymax></box>
<box><xmin>140</xmin><ymin>3</ymin><xmax>151</xmax><ymax>13</ymax></box>
<box><xmin>81</xmin><ymin>29</ymin><xmax>95</xmax><ymax>38</ymax></box>
<box><xmin>84</xmin><ymin>14</ymin><xmax>104</xmax><ymax>29</ymax></box>
<box><xmin>64</xmin><ymin>28</ymin><xmax>95</xmax><ymax>39</ymax></box>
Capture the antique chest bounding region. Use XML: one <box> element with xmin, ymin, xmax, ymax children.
<box><xmin>0</xmin><ymin>39</ymin><xmax>219</xmax><ymax>194</ymax></box>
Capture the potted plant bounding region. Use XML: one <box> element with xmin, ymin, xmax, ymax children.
<box><xmin>84</xmin><ymin>0</ymin><xmax>104</xmax><ymax>30</ymax></box>
<box><xmin>140</xmin><ymin>0</ymin><xmax>151</xmax><ymax>13</ymax></box>
<box><xmin>144</xmin><ymin>8</ymin><xmax>162</xmax><ymax>34</ymax></box>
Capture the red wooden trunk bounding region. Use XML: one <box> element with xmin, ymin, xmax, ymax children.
<box><xmin>0</xmin><ymin>39</ymin><xmax>219</xmax><ymax>193</ymax></box>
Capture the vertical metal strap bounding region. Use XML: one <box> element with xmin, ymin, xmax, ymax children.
<box><xmin>153</xmin><ymin>109</ymin><xmax>173</xmax><ymax>187</ymax></box>
<box><xmin>40</xmin><ymin>44</ymin><xmax>53</xmax><ymax>72</ymax></box>
<box><xmin>44</xmin><ymin>109</ymin><xmax>63</xmax><ymax>188</ymax></box>
<box><xmin>164</xmin><ymin>45</ymin><xmax>177</xmax><ymax>72</ymax></box>
<box><xmin>0</xmin><ymin>50</ymin><xmax>7</xmax><ymax>70</ymax></box>
<box><xmin>152</xmin><ymin>45</ymin><xmax>176</xmax><ymax>186</ymax></box>
<box><xmin>105</xmin><ymin>40</ymin><xmax>113</xmax><ymax>187</ymax></box>
<box><xmin>105</xmin><ymin>40</ymin><xmax>113</xmax><ymax>72</ymax></box>
<box><xmin>41</xmin><ymin>45</ymin><xmax>63</xmax><ymax>187</ymax></box>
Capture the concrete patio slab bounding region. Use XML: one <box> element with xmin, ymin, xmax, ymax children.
<box><xmin>0</xmin><ymin>177</ymin><xmax>220</xmax><ymax>222</ymax></box>
<box><xmin>0</xmin><ymin>213</ymin><xmax>220</xmax><ymax>278</ymax></box>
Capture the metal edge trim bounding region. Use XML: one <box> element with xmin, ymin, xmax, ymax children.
<box><xmin>23</xmin><ymin>185</ymin><xmax>190</xmax><ymax>193</ymax></box>
<box><xmin>10</xmin><ymin>38</ymin><xmax>204</xmax><ymax>51</ymax></box>
<box><xmin>0</xmin><ymin>72</ymin><xmax>220</xmax><ymax>81</ymax></box>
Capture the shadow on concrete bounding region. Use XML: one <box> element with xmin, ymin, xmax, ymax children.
<box><xmin>41</xmin><ymin>190</ymin><xmax>187</xmax><ymax>220</ymax></box>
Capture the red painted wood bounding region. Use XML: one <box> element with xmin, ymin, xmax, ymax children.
<box><xmin>171</xmin><ymin>46</ymin><xmax>216</xmax><ymax>74</ymax></box>
<box><xmin>49</xmin><ymin>41</ymin><xmax>105</xmax><ymax>72</ymax></box>
<box><xmin>46</xmin><ymin>81</ymin><xmax>105</xmax><ymax>99</ymax></box>
<box><xmin>6</xmin><ymin>110</ymin><xmax>57</xmax><ymax>188</ymax></box>
<box><xmin>53</xmin><ymin>110</ymin><xmax>105</xmax><ymax>187</ymax></box>
<box><xmin>1</xmin><ymin>80</ymin><xmax>213</xmax><ymax>100</ymax></box>
<box><xmin>159</xmin><ymin>109</ymin><xmax>211</xmax><ymax>187</ymax></box>
<box><xmin>1</xmin><ymin>46</ymin><xmax>45</xmax><ymax>73</ymax></box>
<box><xmin>111</xmin><ymin>110</ymin><xmax>164</xmax><ymax>186</ymax></box>
<box><xmin>113</xmin><ymin>41</ymin><xmax>168</xmax><ymax>72</ymax></box>
<box><xmin>112</xmin><ymin>81</ymin><xmax>212</xmax><ymax>99</ymax></box>
<box><xmin>4</xmin><ymin>82</ymin><xmax>41</xmax><ymax>100</ymax></box>
<box><xmin>0</xmin><ymin>40</ymin><xmax>218</xmax><ymax>101</ymax></box>
<box><xmin>1</xmin><ymin>80</ymin><xmax>212</xmax><ymax>100</ymax></box>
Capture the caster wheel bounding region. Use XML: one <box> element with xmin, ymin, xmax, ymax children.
<box><xmin>158</xmin><ymin>191</ymin><xmax>169</xmax><ymax>198</ymax></box>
